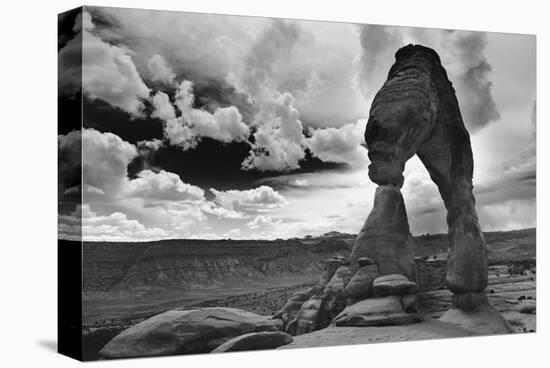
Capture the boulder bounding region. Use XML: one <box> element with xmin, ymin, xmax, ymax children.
<box><xmin>211</xmin><ymin>331</ymin><xmax>293</xmax><ymax>353</ymax></box>
<box><xmin>99</xmin><ymin>308</ymin><xmax>280</xmax><ymax>359</ymax></box>
<box><xmin>292</xmin><ymin>296</ymin><xmax>325</xmax><ymax>336</ymax></box>
<box><xmin>322</xmin><ymin>265</ymin><xmax>352</xmax><ymax>318</ymax></box>
<box><xmin>372</xmin><ymin>274</ymin><xmax>417</xmax><ymax>297</ymax></box>
<box><xmin>272</xmin><ymin>287</ymin><xmax>314</xmax><ymax>329</ymax></box>
<box><xmin>345</xmin><ymin>264</ymin><xmax>379</xmax><ymax>301</ymax></box>
<box><xmin>333</xmin><ymin>295</ymin><xmax>421</xmax><ymax>327</ymax></box>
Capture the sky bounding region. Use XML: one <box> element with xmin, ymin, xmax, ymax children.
<box><xmin>58</xmin><ymin>6</ymin><xmax>536</xmax><ymax>242</ymax></box>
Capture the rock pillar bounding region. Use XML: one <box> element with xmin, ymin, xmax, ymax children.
<box><xmin>350</xmin><ymin>185</ymin><xmax>416</xmax><ymax>281</ymax></box>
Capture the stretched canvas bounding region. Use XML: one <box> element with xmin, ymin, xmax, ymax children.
<box><xmin>58</xmin><ymin>5</ymin><xmax>536</xmax><ymax>361</ymax></box>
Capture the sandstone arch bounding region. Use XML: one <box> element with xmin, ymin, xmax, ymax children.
<box><xmin>274</xmin><ymin>45</ymin><xmax>511</xmax><ymax>335</ymax></box>
<box><xmin>349</xmin><ymin>44</ymin><xmax>488</xmax><ymax>295</ymax></box>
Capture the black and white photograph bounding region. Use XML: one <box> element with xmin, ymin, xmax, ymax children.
<box><xmin>55</xmin><ymin>2</ymin><xmax>537</xmax><ymax>363</ymax></box>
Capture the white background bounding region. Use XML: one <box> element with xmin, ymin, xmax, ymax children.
<box><xmin>0</xmin><ymin>0</ymin><xmax>546</xmax><ymax>366</ymax></box>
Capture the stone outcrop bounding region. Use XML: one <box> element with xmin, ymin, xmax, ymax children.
<box><xmin>334</xmin><ymin>273</ymin><xmax>420</xmax><ymax>327</ymax></box>
<box><xmin>372</xmin><ymin>274</ymin><xmax>417</xmax><ymax>297</ymax></box>
<box><xmin>272</xmin><ymin>287</ymin><xmax>315</xmax><ymax>329</ymax></box>
<box><xmin>350</xmin><ymin>44</ymin><xmax>489</xmax><ymax>303</ymax></box>
<box><xmin>344</xmin><ymin>258</ymin><xmax>379</xmax><ymax>302</ymax></box>
<box><xmin>322</xmin><ymin>265</ymin><xmax>353</xmax><ymax>321</ymax></box>
<box><xmin>333</xmin><ymin>296</ymin><xmax>422</xmax><ymax>327</ymax></box>
<box><xmin>275</xmin><ymin>258</ymin><xmax>353</xmax><ymax>335</ymax></box>
<box><xmin>292</xmin><ymin>295</ymin><xmax>326</xmax><ymax>335</ymax></box>
<box><xmin>275</xmin><ymin>258</ymin><xmax>421</xmax><ymax>335</ymax></box>
<box><xmin>211</xmin><ymin>331</ymin><xmax>293</xmax><ymax>353</ymax></box>
<box><xmin>99</xmin><ymin>308</ymin><xmax>280</xmax><ymax>359</ymax></box>
<box><xmin>273</xmin><ymin>257</ymin><xmax>344</xmax><ymax>333</ymax></box>
<box><xmin>350</xmin><ymin>185</ymin><xmax>416</xmax><ymax>280</ymax></box>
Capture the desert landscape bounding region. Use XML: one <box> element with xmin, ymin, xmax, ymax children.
<box><xmin>81</xmin><ymin>227</ymin><xmax>535</xmax><ymax>360</ymax></box>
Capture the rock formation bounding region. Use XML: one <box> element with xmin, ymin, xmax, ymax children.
<box><xmin>351</xmin><ymin>44</ymin><xmax>490</xmax><ymax>309</ymax></box>
<box><xmin>350</xmin><ymin>185</ymin><xmax>416</xmax><ymax>280</ymax></box>
<box><xmin>273</xmin><ymin>257</ymin><xmax>420</xmax><ymax>334</ymax></box>
<box><xmin>279</xmin><ymin>258</ymin><xmax>352</xmax><ymax>336</ymax></box>
<box><xmin>99</xmin><ymin>307</ymin><xmax>281</xmax><ymax>359</ymax></box>
<box><xmin>344</xmin><ymin>257</ymin><xmax>379</xmax><ymax>302</ymax></box>
<box><xmin>275</xmin><ymin>44</ymin><xmax>510</xmax><ymax>336</ymax></box>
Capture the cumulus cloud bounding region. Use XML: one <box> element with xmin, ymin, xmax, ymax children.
<box><xmin>357</xmin><ymin>25</ymin><xmax>499</xmax><ymax>132</ymax></box>
<box><xmin>308</xmin><ymin>119</ymin><xmax>368</xmax><ymax>166</ymax></box>
<box><xmin>211</xmin><ymin>185</ymin><xmax>288</xmax><ymax>212</ymax></box>
<box><xmin>247</xmin><ymin>215</ymin><xmax>281</xmax><ymax>229</ymax></box>
<box><xmin>154</xmin><ymin>81</ymin><xmax>251</xmax><ymax>149</ymax></box>
<box><xmin>61</xmin><ymin>129</ymin><xmax>203</xmax><ymax>204</ymax></box>
<box><xmin>126</xmin><ymin>170</ymin><xmax>205</xmax><ymax>201</ymax></box>
<box><xmin>242</xmin><ymin>92</ymin><xmax>306</xmax><ymax>171</ymax></box>
<box><xmin>151</xmin><ymin>91</ymin><xmax>176</xmax><ymax>121</ymax></box>
<box><xmin>59</xmin><ymin>129</ymin><xmax>271</xmax><ymax>240</ymax></box>
<box><xmin>200</xmin><ymin>202</ymin><xmax>247</xmax><ymax>220</ymax></box>
<box><xmin>228</xmin><ymin>21</ymin><xmax>310</xmax><ymax>172</ymax></box>
<box><xmin>80</xmin><ymin>128</ymin><xmax>138</xmax><ymax>198</ymax></box>
<box><xmin>59</xmin><ymin>205</ymin><xmax>169</xmax><ymax>241</ymax></box>
<box><xmin>147</xmin><ymin>54</ymin><xmax>176</xmax><ymax>85</ymax></box>
<box><xmin>137</xmin><ymin>138</ymin><xmax>164</xmax><ymax>155</ymax></box>
<box><xmin>234</xmin><ymin>20</ymin><xmax>368</xmax><ymax>171</ymax></box>
<box><xmin>81</xmin><ymin>11</ymin><xmax>151</xmax><ymax>117</ymax></box>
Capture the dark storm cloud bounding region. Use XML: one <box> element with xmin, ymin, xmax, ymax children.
<box><xmin>83</xmin><ymin>97</ymin><xmax>164</xmax><ymax>144</ymax></box>
<box><xmin>127</xmin><ymin>137</ymin><xmax>345</xmax><ymax>192</ymax></box>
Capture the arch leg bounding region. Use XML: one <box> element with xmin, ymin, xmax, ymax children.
<box><xmin>417</xmin><ymin>128</ymin><xmax>488</xmax><ymax>296</ymax></box>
